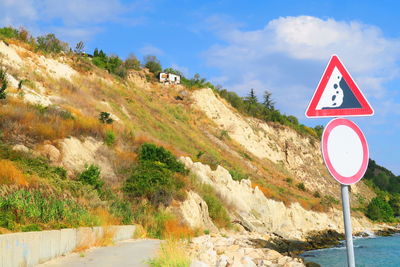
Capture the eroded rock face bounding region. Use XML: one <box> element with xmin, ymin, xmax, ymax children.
<box><xmin>190</xmin><ymin>88</ymin><xmax>372</xmax><ymax>200</ymax></box>
<box><xmin>58</xmin><ymin>137</ymin><xmax>117</xmax><ymax>182</ymax></box>
<box><xmin>180</xmin><ymin>156</ymin><xmax>376</xmax><ymax>239</ymax></box>
<box><xmin>179</xmin><ymin>191</ymin><xmax>218</xmax><ymax>232</ymax></box>
<box><xmin>35</xmin><ymin>137</ymin><xmax>117</xmax><ymax>182</ymax></box>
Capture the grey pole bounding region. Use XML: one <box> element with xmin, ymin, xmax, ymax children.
<box><xmin>341</xmin><ymin>184</ymin><xmax>356</xmax><ymax>267</ymax></box>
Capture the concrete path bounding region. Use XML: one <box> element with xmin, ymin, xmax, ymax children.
<box><xmin>38</xmin><ymin>239</ymin><xmax>161</xmax><ymax>267</ymax></box>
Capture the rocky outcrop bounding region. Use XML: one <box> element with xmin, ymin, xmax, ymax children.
<box><xmin>191</xmin><ymin>88</ymin><xmax>372</xmax><ymax>200</ymax></box>
<box><xmin>188</xmin><ymin>233</ymin><xmax>305</xmax><ymax>267</ymax></box>
<box><xmin>178</xmin><ymin>191</ymin><xmax>218</xmax><ymax>232</ymax></box>
<box><xmin>180</xmin><ymin>157</ymin><xmax>377</xmax><ymax>239</ymax></box>
<box><xmin>35</xmin><ymin>137</ymin><xmax>117</xmax><ymax>182</ymax></box>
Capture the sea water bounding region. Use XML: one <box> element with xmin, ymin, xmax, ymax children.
<box><xmin>301</xmin><ymin>234</ymin><xmax>400</xmax><ymax>267</ymax></box>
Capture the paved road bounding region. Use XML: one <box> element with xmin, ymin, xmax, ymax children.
<box><xmin>38</xmin><ymin>239</ymin><xmax>161</xmax><ymax>267</ymax></box>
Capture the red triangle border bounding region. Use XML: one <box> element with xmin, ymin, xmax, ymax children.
<box><xmin>305</xmin><ymin>55</ymin><xmax>374</xmax><ymax>118</ymax></box>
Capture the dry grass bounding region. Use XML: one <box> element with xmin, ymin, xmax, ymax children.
<box><xmin>0</xmin><ymin>159</ymin><xmax>28</xmax><ymax>186</ymax></box>
<box><xmin>0</xmin><ymin>98</ymin><xmax>105</xmax><ymax>143</ymax></box>
<box><xmin>94</xmin><ymin>226</ymin><xmax>116</xmax><ymax>247</ymax></box>
<box><xmin>164</xmin><ymin>218</ymin><xmax>196</xmax><ymax>240</ymax></box>
<box><xmin>147</xmin><ymin>239</ymin><xmax>191</xmax><ymax>267</ymax></box>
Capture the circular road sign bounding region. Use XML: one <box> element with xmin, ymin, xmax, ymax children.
<box><xmin>321</xmin><ymin>118</ymin><xmax>369</xmax><ymax>185</ymax></box>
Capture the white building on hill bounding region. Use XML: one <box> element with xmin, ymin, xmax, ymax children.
<box><xmin>159</xmin><ymin>72</ymin><xmax>181</xmax><ymax>84</ymax></box>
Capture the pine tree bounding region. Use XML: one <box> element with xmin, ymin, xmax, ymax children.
<box><xmin>262</xmin><ymin>90</ymin><xmax>275</xmax><ymax>110</ymax></box>
<box><xmin>246</xmin><ymin>88</ymin><xmax>258</xmax><ymax>105</ymax></box>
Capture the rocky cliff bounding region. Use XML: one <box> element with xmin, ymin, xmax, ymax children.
<box><xmin>0</xmin><ymin>39</ymin><xmax>381</xmax><ymax>251</ymax></box>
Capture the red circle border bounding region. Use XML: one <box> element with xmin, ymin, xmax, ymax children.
<box><xmin>321</xmin><ymin>118</ymin><xmax>369</xmax><ymax>185</ymax></box>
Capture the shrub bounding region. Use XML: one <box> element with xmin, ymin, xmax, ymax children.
<box><xmin>144</xmin><ymin>55</ymin><xmax>162</xmax><ymax>74</ymax></box>
<box><xmin>0</xmin><ymin>66</ymin><xmax>8</xmax><ymax>99</ymax></box>
<box><xmin>366</xmin><ymin>197</ymin><xmax>394</xmax><ymax>222</ymax></box>
<box><xmin>109</xmin><ymin>200</ymin><xmax>133</xmax><ymax>224</ymax></box>
<box><xmin>36</xmin><ymin>33</ymin><xmax>69</xmax><ymax>53</ymax></box>
<box><xmin>123</xmin><ymin>161</ymin><xmax>183</xmax><ymax>206</ymax></box>
<box><xmin>104</xmin><ymin>130</ymin><xmax>116</xmax><ymax>146</ymax></box>
<box><xmin>296</xmin><ymin>182</ymin><xmax>306</xmax><ymax>191</ymax></box>
<box><xmin>0</xmin><ymin>27</ymin><xmax>19</xmax><ymax>39</ymax></box>
<box><xmin>78</xmin><ymin>164</ymin><xmax>104</xmax><ymax>191</ymax></box>
<box><xmin>138</xmin><ymin>143</ymin><xmax>186</xmax><ymax>174</ymax></box>
<box><xmin>313</xmin><ymin>191</ymin><xmax>321</xmax><ymax>198</ymax></box>
<box><xmin>99</xmin><ymin>112</ymin><xmax>114</xmax><ymax>124</ymax></box>
<box><xmin>285</xmin><ymin>178</ymin><xmax>293</xmax><ymax>184</ymax></box>
<box><xmin>125</xmin><ymin>54</ymin><xmax>141</xmax><ymax>70</ymax></box>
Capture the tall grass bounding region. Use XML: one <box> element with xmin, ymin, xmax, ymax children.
<box><xmin>148</xmin><ymin>239</ymin><xmax>191</xmax><ymax>267</ymax></box>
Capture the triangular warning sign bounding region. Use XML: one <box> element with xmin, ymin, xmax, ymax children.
<box><xmin>305</xmin><ymin>55</ymin><xmax>374</xmax><ymax>118</ymax></box>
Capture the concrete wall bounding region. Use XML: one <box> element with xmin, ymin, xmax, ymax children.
<box><xmin>0</xmin><ymin>225</ymin><xmax>136</xmax><ymax>267</ymax></box>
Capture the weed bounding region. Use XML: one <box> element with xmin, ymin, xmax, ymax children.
<box><xmin>148</xmin><ymin>239</ymin><xmax>190</xmax><ymax>267</ymax></box>
<box><xmin>104</xmin><ymin>130</ymin><xmax>116</xmax><ymax>146</ymax></box>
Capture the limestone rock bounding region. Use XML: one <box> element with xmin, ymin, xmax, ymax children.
<box><xmin>12</xmin><ymin>144</ymin><xmax>29</xmax><ymax>153</ymax></box>
<box><xmin>37</xmin><ymin>144</ymin><xmax>61</xmax><ymax>162</ymax></box>
<box><xmin>58</xmin><ymin>137</ymin><xmax>117</xmax><ymax>182</ymax></box>
<box><xmin>179</xmin><ymin>156</ymin><xmax>375</xmax><ymax>239</ymax></box>
<box><xmin>179</xmin><ymin>191</ymin><xmax>218</xmax><ymax>232</ymax></box>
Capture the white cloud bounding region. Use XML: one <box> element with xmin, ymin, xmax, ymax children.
<box><xmin>204</xmin><ymin>16</ymin><xmax>400</xmax><ymax>117</ymax></box>
<box><xmin>0</xmin><ymin>0</ymin><xmax>142</xmax><ymax>42</ymax></box>
<box><xmin>140</xmin><ymin>45</ymin><xmax>164</xmax><ymax>57</ymax></box>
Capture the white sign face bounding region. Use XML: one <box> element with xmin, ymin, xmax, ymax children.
<box><xmin>321</xmin><ymin>118</ymin><xmax>369</xmax><ymax>185</ymax></box>
<box><xmin>327</xmin><ymin>125</ymin><xmax>363</xmax><ymax>177</ymax></box>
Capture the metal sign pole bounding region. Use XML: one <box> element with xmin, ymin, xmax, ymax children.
<box><xmin>341</xmin><ymin>184</ymin><xmax>355</xmax><ymax>267</ymax></box>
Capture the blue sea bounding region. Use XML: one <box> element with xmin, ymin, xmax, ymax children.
<box><xmin>301</xmin><ymin>234</ymin><xmax>400</xmax><ymax>267</ymax></box>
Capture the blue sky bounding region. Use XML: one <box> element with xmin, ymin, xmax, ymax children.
<box><xmin>1</xmin><ymin>0</ymin><xmax>400</xmax><ymax>174</ymax></box>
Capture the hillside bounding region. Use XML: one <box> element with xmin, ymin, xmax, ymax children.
<box><xmin>0</xmin><ymin>29</ymin><xmax>391</xmax><ymax>265</ymax></box>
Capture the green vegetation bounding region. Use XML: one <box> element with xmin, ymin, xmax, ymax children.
<box><xmin>366</xmin><ymin>197</ymin><xmax>395</xmax><ymax>222</ymax></box>
<box><xmin>148</xmin><ymin>239</ymin><xmax>191</xmax><ymax>267</ymax></box>
<box><xmin>144</xmin><ymin>55</ymin><xmax>162</xmax><ymax>74</ymax></box>
<box><xmin>78</xmin><ymin>164</ymin><xmax>104</xmax><ymax>191</ymax></box>
<box><xmin>0</xmin><ymin>66</ymin><xmax>7</xmax><ymax>99</ymax></box>
<box><xmin>363</xmin><ymin>159</ymin><xmax>400</xmax><ymax>222</ymax></box>
<box><xmin>296</xmin><ymin>182</ymin><xmax>306</xmax><ymax>191</ymax></box>
<box><xmin>124</xmin><ymin>143</ymin><xmax>187</xmax><ymax>207</ymax></box>
<box><xmin>215</xmin><ymin>88</ymin><xmax>321</xmax><ymax>138</ymax></box>
<box><xmin>0</xmin><ymin>189</ymin><xmax>97</xmax><ymax>231</ymax></box>
<box><xmin>138</xmin><ymin>143</ymin><xmax>187</xmax><ymax>174</ymax></box>
<box><xmin>229</xmin><ymin>169</ymin><xmax>248</xmax><ymax>181</ymax></box>
<box><xmin>0</xmin><ymin>144</ymin><xmax>132</xmax><ymax>231</ymax></box>
<box><xmin>104</xmin><ymin>130</ymin><xmax>116</xmax><ymax>146</ymax></box>
<box><xmin>36</xmin><ymin>33</ymin><xmax>69</xmax><ymax>54</ymax></box>
<box><xmin>196</xmin><ymin>184</ymin><xmax>230</xmax><ymax>228</ymax></box>
<box><xmin>99</xmin><ymin>112</ymin><xmax>114</xmax><ymax>124</ymax></box>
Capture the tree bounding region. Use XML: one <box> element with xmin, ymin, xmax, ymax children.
<box><xmin>144</xmin><ymin>55</ymin><xmax>162</xmax><ymax>74</ymax></box>
<box><xmin>163</xmin><ymin>68</ymin><xmax>183</xmax><ymax>77</ymax></box>
<box><xmin>262</xmin><ymin>90</ymin><xmax>275</xmax><ymax>110</ymax></box>
<box><xmin>0</xmin><ymin>66</ymin><xmax>7</xmax><ymax>99</ymax></box>
<box><xmin>74</xmin><ymin>41</ymin><xmax>85</xmax><ymax>54</ymax></box>
<box><xmin>124</xmin><ymin>54</ymin><xmax>141</xmax><ymax>70</ymax></box>
<box><xmin>246</xmin><ymin>89</ymin><xmax>258</xmax><ymax>105</ymax></box>
<box><xmin>36</xmin><ymin>33</ymin><xmax>69</xmax><ymax>53</ymax></box>
<box><xmin>366</xmin><ymin>197</ymin><xmax>394</xmax><ymax>222</ymax></box>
